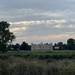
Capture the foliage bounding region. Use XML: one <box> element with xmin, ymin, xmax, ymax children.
<box><xmin>54</xmin><ymin>38</ymin><xmax>75</xmax><ymax>50</ymax></box>
<box><xmin>0</xmin><ymin>21</ymin><xmax>15</xmax><ymax>52</ymax></box>
<box><xmin>53</xmin><ymin>42</ymin><xmax>67</xmax><ymax>50</ymax></box>
<box><xmin>67</xmin><ymin>38</ymin><xmax>75</xmax><ymax>50</ymax></box>
<box><xmin>20</xmin><ymin>42</ymin><xmax>31</xmax><ymax>50</ymax></box>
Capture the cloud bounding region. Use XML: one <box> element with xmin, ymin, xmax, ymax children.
<box><xmin>21</xmin><ymin>32</ymin><xmax>75</xmax><ymax>40</ymax></box>
<box><xmin>0</xmin><ymin>0</ymin><xmax>70</xmax><ymax>11</ymax></box>
<box><xmin>9</xmin><ymin>19</ymin><xmax>66</xmax><ymax>26</ymax></box>
<box><xmin>13</xmin><ymin>32</ymin><xmax>75</xmax><ymax>44</ymax></box>
<box><xmin>9</xmin><ymin>19</ymin><xmax>75</xmax><ymax>30</ymax></box>
<box><xmin>54</xmin><ymin>25</ymin><xmax>63</xmax><ymax>28</ymax></box>
<box><xmin>0</xmin><ymin>0</ymin><xmax>75</xmax><ymax>44</ymax></box>
<box><xmin>10</xmin><ymin>27</ymin><xmax>27</xmax><ymax>32</ymax></box>
<box><xmin>68</xmin><ymin>25</ymin><xmax>75</xmax><ymax>28</ymax></box>
<box><xmin>0</xmin><ymin>8</ymin><xmax>71</xmax><ymax>21</ymax></box>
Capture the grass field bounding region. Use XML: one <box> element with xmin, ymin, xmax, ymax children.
<box><xmin>0</xmin><ymin>50</ymin><xmax>75</xmax><ymax>59</ymax></box>
<box><xmin>0</xmin><ymin>50</ymin><xmax>75</xmax><ymax>75</ymax></box>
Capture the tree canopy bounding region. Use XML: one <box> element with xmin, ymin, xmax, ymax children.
<box><xmin>67</xmin><ymin>38</ymin><xmax>75</xmax><ymax>50</ymax></box>
<box><xmin>0</xmin><ymin>21</ymin><xmax>15</xmax><ymax>52</ymax></box>
<box><xmin>20</xmin><ymin>42</ymin><xmax>31</xmax><ymax>50</ymax></box>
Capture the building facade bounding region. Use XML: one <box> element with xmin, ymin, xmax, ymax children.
<box><xmin>31</xmin><ymin>43</ymin><xmax>53</xmax><ymax>51</ymax></box>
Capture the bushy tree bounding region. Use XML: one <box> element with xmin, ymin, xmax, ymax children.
<box><xmin>14</xmin><ymin>43</ymin><xmax>20</xmax><ymax>50</ymax></box>
<box><xmin>67</xmin><ymin>38</ymin><xmax>75</xmax><ymax>50</ymax></box>
<box><xmin>0</xmin><ymin>21</ymin><xmax>15</xmax><ymax>52</ymax></box>
<box><xmin>58</xmin><ymin>42</ymin><xmax>63</xmax><ymax>50</ymax></box>
<box><xmin>20</xmin><ymin>42</ymin><xmax>31</xmax><ymax>50</ymax></box>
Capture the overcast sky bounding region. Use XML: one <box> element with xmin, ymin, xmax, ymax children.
<box><xmin>0</xmin><ymin>0</ymin><xmax>75</xmax><ymax>44</ymax></box>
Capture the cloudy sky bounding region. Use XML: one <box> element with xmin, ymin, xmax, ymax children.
<box><xmin>0</xmin><ymin>0</ymin><xmax>75</xmax><ymax>44</ymax></box>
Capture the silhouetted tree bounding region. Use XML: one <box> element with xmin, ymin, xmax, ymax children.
<box><xmin>63</xmin><ymin>44</ymin><xmax>67</xmax><ymax>50</ymax></box>
<box><xmin>0</xmin><ymin>21</ymin><xmax>15</xmax><ymax>52</ymax></box>
<box><xmin>53</xmin><ymin>42</ymin><xmax>64</xmax><ymax>50</ymax></box>
<box><xmin>58</xmin><ymin>42</ymin><xmax>63</xmax><ymax>50</ymax></box>
<box><xmin>67</xmin><ymin>38</ymin><xmax>75</xmax><ymax>50</ymax></box>
<box><xmin>53</xmin><ymin>43</ymin><xmax>59</xmax><ymax>50</ymax></box>
<box><xmin>14</xmin><ymin>43</ymin><xmax>20</xmax><ymax>50</ymax></box>
<box><xmin>20</xmin><ymin>42</ymin><xmax>30</xmax><ymax>50</ymax></box>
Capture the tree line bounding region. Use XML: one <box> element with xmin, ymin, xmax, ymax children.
<box><xmin>8</xmin><ymin>38</ymin><xmax>75</xmax><ymax>51</ymax></box>
<box><xmin>53</xmin><ymin>38</ymin><xmax>75</xmax><ymax>50</ymax></box>
<box><xmin>8</xmin><ymin>42</ymin><xmax>31</xmax><ymax>51</ymax></box>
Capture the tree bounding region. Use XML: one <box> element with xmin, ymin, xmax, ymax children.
<box><xmin>53</xmin><ymin>42</ymin><xmax>68</xmax><ymax>50</ymax></box>
<box><xmin>20</xmin><ymin>42</ymin><xmax>31</xmax><ymax>50</ymax></box>
<box><xmin>0</xmin><ymin>21</ymin><xmax>15</xmax><ymax>52</ymax></box>
<box><xmin>14</xmin><ymin>43</ymin><xmax>20</xmax><ymax>50</ymax></box>
<box><xmin>63</xmin><ymin>44</ymin><xmax>67</xmax><ymax>50</ymax></box>
<box><xmin>67</xmin><ymin>38</ymin><xmax>75</xmax><ymax>50</ymax></box>
<box><xmin>58</xmin><ymin>42</ymin><xmax>63</xmax><ymax>50</ymax></box>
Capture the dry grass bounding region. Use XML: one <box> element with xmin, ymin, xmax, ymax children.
<box><xmin>0</xmin><ymin>56</ymin><xmax>74</xmax><ymax>75</ymax></box>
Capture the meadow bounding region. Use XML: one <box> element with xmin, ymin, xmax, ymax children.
<box><xmin>0</xmin><ymin>50</ymin><xmax>75</xmax><ymax>75</ymax></box>
<box><xmin>0</xmin><ymin>50</ymin><xmax>75</xmax><ymax>59</ymax></box>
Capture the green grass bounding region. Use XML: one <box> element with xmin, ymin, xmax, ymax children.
<box><xmin>0</xmin><ymin>50</ymin><xmax>75</xmax><ymax>59</ymax></box>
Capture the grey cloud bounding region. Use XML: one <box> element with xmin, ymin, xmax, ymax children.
<box><xmin>0</xmin><ymin>0</ymin><xmax>75</xmax><ymax>44</ymax></box>
<box><xmin>12</xmin><ymin>23</ymin><xmax>75</xmax><ymax>38</ymax></box>
<box><xmin>0</xmin><ymin>0</ymin><xmax>75</xmax><ymax>11</ymax></box>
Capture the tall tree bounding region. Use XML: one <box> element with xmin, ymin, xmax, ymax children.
<box><xmin>67</xmin><ymin>38</ymin><xmax>75</xmax><ymax>50</ymax></box>
<box><xmin>0</xmin><ymin>21</ymin><xmax>15</xmax><ymax>52</ymax></box>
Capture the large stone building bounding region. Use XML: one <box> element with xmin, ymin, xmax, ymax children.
<box><xmin>31</xmin><ymin>43</ymin><xmax>53</xmax><ymax>51</ymax></box>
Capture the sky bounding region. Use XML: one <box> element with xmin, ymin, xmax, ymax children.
<box><xmin>0</xmin><ymin>0</ymin><xmax>75</xmax><ymax>44</ymax></box>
